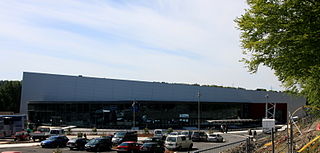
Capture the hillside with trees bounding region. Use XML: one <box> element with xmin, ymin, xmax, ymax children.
<box><xmin>0</xmin><ymin>80</ymin><xmax>21</xmax><ymax>113</ymax></box>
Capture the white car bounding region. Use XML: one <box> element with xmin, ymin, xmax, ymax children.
<box><xmin>154</xmin><ymin>129</ymin><xmax>167</xmax><ymax>137</ymax></box>
<box><xmin>165</xmin><ymin>135</ymin><xmax>193</xmax><ymax>150</ymax></box>
<box><xmin>207</xmin><ymin>134</ymin><xmax>224</xmax><ymax>142</ymax></box>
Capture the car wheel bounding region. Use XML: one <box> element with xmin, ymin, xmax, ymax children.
<box><xmin>189</xmin><ymin>144</ymin><xmax>193</xmax><ymax>150</ymax></box>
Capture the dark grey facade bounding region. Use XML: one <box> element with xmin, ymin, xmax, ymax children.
<box><xmin>20</xmin><ymin>72</ymin><xmax>305</xmax><ymax>128</ymax></box>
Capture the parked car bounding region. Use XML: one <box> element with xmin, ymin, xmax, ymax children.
<box><xmin>14</xmin><ymin>131</ymin><xmax>30</xmax><ymax>141</ymax></box>
<box><xmin>140</xmin><ymin>142</ymin><xmax>165</xmax><ymax>153</ymax></box>
<box><xmin>40</xmin><ymin>135</ymin><xmax>69</xmax><ymax>148</ymax></box>
<box><xmin>191</xmin><ymin>131</ymin><xmax>208</xmax><ymax>142</ymax></box>
<box><xmin>49</xmin><ymin>129</ymin><xmax>65</xmax><ymax>136</ymax></box>
<box><xmin>66</xmin><ymin>138</ymin><xmax>88</xmax><ymax>150</ymax></box>
<box><xmin>142</xmin><ymin>136</ymin><xmax>164</xmax><ymax>146</ymax></box>
<box><xmin>168</xmin><ymin>132</ymin><xmax>181</xmax><ymax>136</ymax></box>
<box><xmin>112</xmin><ymin>131</ymin><xmax>138</xmax><ymax>145</ymax></box>
<box><xmin>116</xmin><ymin>141</ymin><xmax>141</xmax><ymax>153</ymax></box>
<box><xmin>30</xmin><ymin>127</ymin><xmax>51</xmax><ymax>141</ymax></box>
<box><xmin>164</xmin><ymin>135</ymin><xmax>193</xmax><ymax>151</ymax></box>
<box><xmin>153</xmin><ymin>129</ymin><xmax>167</xmax><ymax>137</ymax></box>
<box><xmin>84</xmin><ymin>137</ymin><xmax>112</xmax><ymax>152</ymax></box>
<box><xmin>207</xmin><ymin>134</ymin><xmax>224</xmax><ymax>142</ymax></box>
<box><xmin>181</xmin><ymin>131</ymin><xmax>192</xmax><ymax>139</ymax></box>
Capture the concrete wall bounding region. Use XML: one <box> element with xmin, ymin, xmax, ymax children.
<box><xmin>20</xmin><ymin>72</ymin><xmax>306</xmax><ymax>115</ymax></box>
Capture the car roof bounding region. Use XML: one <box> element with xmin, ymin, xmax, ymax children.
<box><xmin>143</xmin><ymin>142</ymin><xmax>158</xmax><ymax>144</ymax></box>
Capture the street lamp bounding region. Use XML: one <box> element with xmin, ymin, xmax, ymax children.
<box><xmin>265</xmin><ymin>94</ymin><xmax>269</xmax><ymax>118</ymax></box>
<box><xmin>132</xmin><ymin>101</ymin><xmax>137</xmax><ymax>128</ymax></box>
<box><xmin>197</xmin><ymin>91</ymin><xmax>201</xmax><ymax>131</ymax></box>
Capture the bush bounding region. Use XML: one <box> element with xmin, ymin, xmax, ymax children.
<box><xmin>167</xmin><ymin>128</ymin><xmax>173</xmax><ymax>134</ymax></box>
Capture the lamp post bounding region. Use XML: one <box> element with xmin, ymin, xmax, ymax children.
<box><xmin>132</xmin><ymin>101</ymin><xmax>136</xmax><ymax>128</ymax></box>
<box><xmin>197</xmin><ymin>91</ymin><xmax>201</xmax><ymax>131</ymax></box>
<box><xmin>265</xmin><ymin>94</ymin><xmax>269</xmax><ymax>118</ymax></box>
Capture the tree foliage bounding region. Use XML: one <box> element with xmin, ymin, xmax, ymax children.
<box><xmin>0</xmin><ymin>81</ymin><xmax>21</xmax><ymax>113</ymax></box>
<box><xmin>235</xmin><ymin>0</ymin><xmax>320</xmax><ymax>106</ymax></box>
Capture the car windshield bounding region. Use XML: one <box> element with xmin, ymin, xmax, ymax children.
<box><xmin>192</xmin><ymin>132</ymin><xmax>199</xmax><ymax>136</ymax></box>
<box><xmin>166</xmin><ymin>137</ymin><xmax>176</xmax><ymax>142</ymax></box>
<box><xmin>38</xmin><ymin>128</ymin><xmax>50</xmax><ymax>132</ymax></box>
<box><xmin>87</xmin><ymin>139</ymin><xmax>100</xmax><ymax>145</ymax></box>
<box><xmin>143</xmin><ymin>143</ymin><xmax>155</xmax><ymax>147</ymax></box>
<box><xmin>182</xmin><ymin>132</ymin><xmax>189</xmax><ymax>135</ymax></box>
<box><xmin>155</xmin><ymin>131</ymin><xmax>162</xmax><ymax>134</ymax></box>
<box><xmin>48</xmin><ymin>136</ymin><xmax>59</xmax><ymax>140</ymax></box>
<box><xmin>114</xmin><ymin>132</ymin><xmax>126</xmax><ymax>138</ymax></box>
<box><xmin>119</xmin><ymin>142</ymin><xmax>129</xmax><ymax>146</ymax></box>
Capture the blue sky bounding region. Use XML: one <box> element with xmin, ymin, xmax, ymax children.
<box><xmin>0</xmin><ymin>0</ymin><xmax>283</xmax><ymax>90</ymax></box>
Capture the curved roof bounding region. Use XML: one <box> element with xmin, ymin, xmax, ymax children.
<box><xmin>20</xmin><ymin>72</ymin><xmax>305</xmax><ymax>114</ymax></box>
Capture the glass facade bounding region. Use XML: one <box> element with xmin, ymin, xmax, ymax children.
<box><xmin>28</xmin><ymin>101</ymin><xmax>252</xmax><ymax>129</ymax></box>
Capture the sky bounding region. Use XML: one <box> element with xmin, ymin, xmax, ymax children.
<box><xmin>0</xmin><ymin>0</ymin><xmax>284</xmax><ymax>91</ymax></box>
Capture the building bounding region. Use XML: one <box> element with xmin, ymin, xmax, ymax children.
<box><xmin>20</xmin><ymin>72</ymin><xmax>305</xmax><ymax>128</ymax></box>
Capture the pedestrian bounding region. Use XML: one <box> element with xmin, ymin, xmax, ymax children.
<box><xmin>221</xmin><ymin>124</ymin><xmax>224</xmax><ymax>133</ymax></box>
<box><xmin>84</xmin><ymin>133</ymin><xmax>87</xmax><ymax>139</ymax></box>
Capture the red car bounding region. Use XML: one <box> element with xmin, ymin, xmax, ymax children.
<box><xmin>14</xmin><ymin>131</ymin><xmax>30</xmax><ymax>141</ymax></box>
<box><xmin>116</xmin><ymin>141</ymin><xmax>141</xmax><ymax>153</ymax></box>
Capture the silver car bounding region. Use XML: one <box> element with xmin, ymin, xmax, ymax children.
<box><xmin>207</xmin><ymin>134</ymin><xmax>224</xmax><ymax>142</ymax></box>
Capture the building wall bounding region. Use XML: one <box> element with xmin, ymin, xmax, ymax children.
<box><xmin>20</xmin><ymin>72</ymin><xmax>306</xmax><ymax>116</ymax></box>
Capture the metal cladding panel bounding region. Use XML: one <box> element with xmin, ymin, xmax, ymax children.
<box><xmin>171</xmin><ymin>84</ymin><xmax>199</xmax><ymax>101</ymax></box>
<box><xmin>90</xmin><ymin>78</ymin><xmax>114</xmax><ymax>101</ymax></box>
<box><xmin>20</xmin><ymin>72</ymin><xmax>306</xmax><ymax>115</ymax></box>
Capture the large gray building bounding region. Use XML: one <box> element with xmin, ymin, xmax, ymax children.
<box><xmin>20</xmin><ymin>72</ymin><xmax>305</xmax><ymax>128</ymax></box>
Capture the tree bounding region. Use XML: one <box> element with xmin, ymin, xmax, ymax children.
<box><xmin>235</xmin><ymin>0</ymin><xmax>320</xmax><ymax>107</ymax></box>
<box><xmin>0</xmin><ymin>81</ymin><xmax>21</xmax><ymax>113</ymax></box>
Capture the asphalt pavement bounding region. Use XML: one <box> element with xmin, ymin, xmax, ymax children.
<box><xmin>0</xmin><ymin>129</ymin><xmax>263</xmax><ymax>153</ymax></box>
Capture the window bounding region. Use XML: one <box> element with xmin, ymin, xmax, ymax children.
<box><xmin>181</xmin><ymin>136</ymin><xmax>186</xmax><ymax>141</ymax></box>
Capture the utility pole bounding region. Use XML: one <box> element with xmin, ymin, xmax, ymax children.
<box><xmin>132</xmin><ymin>101</ymin><xmax>136</xmax><ymax>128</ymax></box>
<box><xmin>197</xmin><ymin>91</ymin><xmax>201</xmax><ymax>131</ymax></box>
<box><xmin>290</xmin><ymin>115</ymin><xmax>294</xmax><ymax>153</ymax></box>
<box><xmin>265</xmin><ymin>94</ymin><xmax>277</xmax><ymax>119</ymax></box>
<box><xmin>271</xmin><ymin>128</ymin><xmax>275</xmax><ymax>153</ymax></box>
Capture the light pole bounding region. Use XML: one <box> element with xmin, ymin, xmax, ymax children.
<box><xmin>265</xmin><ymin>94</ymin><xmax>269</xmax><ymax>118</ymax></box>
<box><xmin>197</xmin><ymin>91</ymin><xmax>201</xmax><ymax>131</ymax></box>
<box><xmin>132</xmin><ymin>101</ymin><xmax>136</xmax><ymax>128</ymax></box>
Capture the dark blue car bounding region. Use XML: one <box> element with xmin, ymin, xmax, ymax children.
<box><xmin>40</xmin><ymin>135</ymin><xmax>69</xmax><ymax>148</ymax></box>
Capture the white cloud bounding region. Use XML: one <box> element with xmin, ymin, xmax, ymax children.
<box><xmin>0</xmin><ymin>0</ymin><xmax>283</xmax><ymax>91</ymax></box>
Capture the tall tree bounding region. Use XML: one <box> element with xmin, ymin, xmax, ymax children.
<box><xmin>235</xmin><ymin>0</ymin><xmax>320</xmax><ymax>107</ymax></box>
<box><xmin>0</xmin><ymin>81</ymin><xmax>21</xmax><ymax>113</ymax></box>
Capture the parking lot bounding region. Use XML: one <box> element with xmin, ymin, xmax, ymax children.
<box><xmin>0</xmin><ymin>133</ymin><xmax>248</xmax><ymax>153</ymax></box>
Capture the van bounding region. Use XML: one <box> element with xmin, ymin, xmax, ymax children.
<box><xmin>111</xmin><ymin>131</ymin><xmax>138</xmax><ymax>145</ymax></box>
<box><xmin>49</xmin><ymin>129</ymin><xmax>65</xmax><ymax>136</ymax></box>
<box><xmin>164</xmin><ymin>135</ymin><xmax>193</xmax><ymax>150</ymax></box>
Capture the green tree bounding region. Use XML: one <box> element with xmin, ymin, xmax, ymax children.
<box><xmin>235</xmin><ymin>0</ymin><xmax>320</xmax><ymax>107</ymax></box>
<box><xmin>0</xmin><ymin>81</ymin><xmax>21</xmax><ymax>113</ymax></box>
